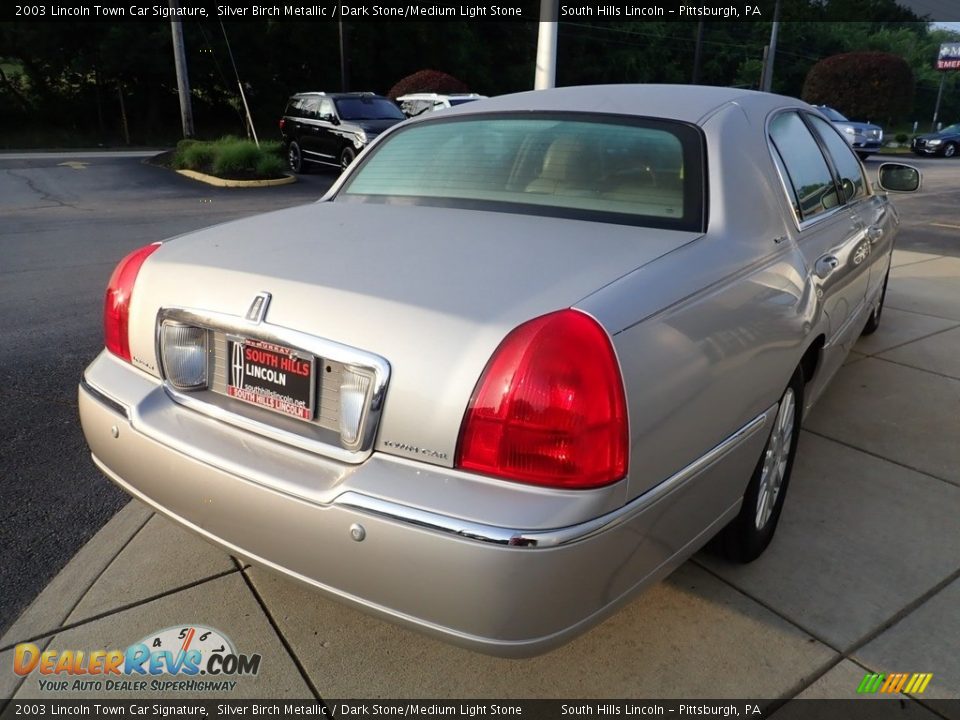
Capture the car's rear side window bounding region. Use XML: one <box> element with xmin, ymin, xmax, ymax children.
<box><xmin>337</xmin><ymin>113</ymin><xmax>705</xmax><ymax>231</ymax></box>
<box><xmin>807</xmin><ymin>114</ymin><xmax>868</xmax><ymax>203</ymax></box>
<box><xmin>769</xmin><ymin>112</ymin><xmax>840</xmax><ymax>222</ymax></box>
<box><xmin>285</xmin><ymin>98</ymin><xmax>303</xmax><ymax>117</ymax></box>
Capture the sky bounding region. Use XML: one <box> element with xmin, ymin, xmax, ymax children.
<box><xmin>895</xmin><ymin>0</ymin><xmax>960</xmax><ymax>25</ymax></box>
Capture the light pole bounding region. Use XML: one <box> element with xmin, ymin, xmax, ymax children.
<box><xmin>760</xmin><ymin>0</ymin><xmax>781</xmax><ymax>93</ymax></box>
<box><xmin>169</xmin><ymin>0</ymin><xmax>194</xmax><ymax>137</ymax></box>
<box><xmin>534</xmin><ymin>0</ymin><xmax>558</xmax><ymax>90</ymax></box>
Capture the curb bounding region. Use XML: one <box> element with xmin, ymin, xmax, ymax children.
<box><xmin>0</xmin><ymin>500</ymin><xmax>153</xmax><ymax>651</ymax></box>
<box><xmin>176</xmin><ymin>169</ymin><xmax>297</xmax><ymax>188</ymax></box>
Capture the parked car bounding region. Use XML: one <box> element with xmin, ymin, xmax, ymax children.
<box><xmin>279</xmin><ymin>91</ymin><xmax>405</xmax><ymax>173</ymax></box>
<box><xmin>397</xmin><ymin>92</ymin><xmax>487</xmax><ymax>117</ymax></box>
<box><xmin>80</xmin><ymin>85</ymin><xmax>919</xmax><ymax>657</ymax></box>
<box><xmin>813</xmin><ymin>105</ymin><xmax>884</xmax><ymax>160</ymax></box>
<box><xmin>911</xmin><ymin>123</ymin><xmax>960</xmax><ymax>157</ymax></box>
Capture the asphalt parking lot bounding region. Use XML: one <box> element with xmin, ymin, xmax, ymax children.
<box><xmin>1</xmin><ymin>151</ymin><xmax>958</xmax><ymax>707</ymax></box>
<box><xmin>0</xmin><ymin>152</ymin><xmax>335</xmax><ymax>633</ymax></box>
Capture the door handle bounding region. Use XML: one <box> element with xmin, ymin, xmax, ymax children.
<box><xmin>815</xmin><ymin>255</ymin><xmax>840</xmax><ymax>279</ymax></box>
<box><xmin>866</xmin><ymin>225</ymin><xmax>884</xmax><ymax>243</ymax></box>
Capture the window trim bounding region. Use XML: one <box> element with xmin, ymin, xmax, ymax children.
<box><xmin>766</xmin><ymin>109</ymin><xmax>850</xmax><ymax>232</ymax></box>
<box><xmin>802</xmin><ymin>111</ymin><xmax>870</xmax><ymax>206</ymax></box>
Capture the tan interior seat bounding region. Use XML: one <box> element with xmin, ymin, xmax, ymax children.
<box><xmin>525</xmin><ymin>136</ymin><xmax>595</xmax><ymax>195</ymax></box>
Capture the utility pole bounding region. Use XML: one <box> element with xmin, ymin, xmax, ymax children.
<box><xmin>169</xmin><ymin>0</ymin><xmax>194</xmax><ymax>137</ymax></box>
<box><xmin>220</xmin><ymin>21</ymin><xmax>259</xmax><ymax>146</ymax></box>
<box><xmin>534</xmin><ymin>0</ymin><xmax>558</xmax><ymax>90</ymax></box>
<box><xmin>931</xmin><ymin>73</ymin><xmax>946</xmax><ymax>132</ymax></box>
<box><xmin>691</xmin><ymin>21</ymin><xmax>704</xmax><ymax>84</ymax></box>
<box><xmin>760</xmin><ymin>0</ymin><xmax>781</xmax><ymax>93</ymax></box>
<box><xmin>338</xmin><ymin>21</ymin><xmax>349</xmax><ymax>92</ymax></box>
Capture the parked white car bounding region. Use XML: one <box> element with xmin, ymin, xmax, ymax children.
<box><xmin>397</xmin><ymin>92</ymin><xmax>486</xmax><ymax>117</ymax></box>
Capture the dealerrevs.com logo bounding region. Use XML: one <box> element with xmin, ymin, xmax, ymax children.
<box><xmin>13</xmin><ymin>625</ymin><xmax>261</xmax><ymax>693</ymax></box>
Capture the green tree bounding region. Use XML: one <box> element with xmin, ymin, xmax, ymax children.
<box><xmin>802</xmin><ymin>51</ymin><xmax>915</xmax><ymax>123</ymax></box>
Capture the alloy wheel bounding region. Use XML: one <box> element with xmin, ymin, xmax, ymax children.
<box><xmin>755</xmin><ymin>388</ymin><xmax>795</xmax><ymax>530</ymax></box>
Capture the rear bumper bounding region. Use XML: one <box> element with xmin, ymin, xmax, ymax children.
<box><xmin>79</xmin><ymin>351</ymin><xmax>769</xmax><ymax>656</ymax></box>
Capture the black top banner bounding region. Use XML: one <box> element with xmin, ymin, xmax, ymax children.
<box><xmin>4</xmin><ymin>0</ymin><xmax>960</xmax><ymax>23</ymax></box>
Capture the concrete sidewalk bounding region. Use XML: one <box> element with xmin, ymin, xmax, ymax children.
<box><xmin>2</xmin><ymin>249</ymin><xmax>958</xmax><ymax>708</ymax></box>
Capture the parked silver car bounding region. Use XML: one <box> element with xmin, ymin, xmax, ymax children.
<box><xmin>813</xmin><ymin>105</ymin><xmax>884</xmax><ymax>160</ymax></box>
<box><xmin>79</xmin><ymin>85</ymin><xmax>919</xmax><ymax>657</ymax></box>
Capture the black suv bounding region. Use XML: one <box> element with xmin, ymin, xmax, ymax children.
<box><xmin>280</xmin><ymin>92</ymin><xmax>406</xmax><ymax>173</ymax></box>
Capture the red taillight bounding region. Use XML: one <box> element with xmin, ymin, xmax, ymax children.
<box><xmin>104</xmin><ymin>243</ymin><xmax>161</xmax><ymax>362</ymax></box>
<box><xmin>456</xmin><ymin>309</ymin><xmax>628</xmax><ymax>489</ymax></box>
<box><xmin>279</xmin><ymin>118</ymin><xmax>286</xmax><ymax>130</ymax></box>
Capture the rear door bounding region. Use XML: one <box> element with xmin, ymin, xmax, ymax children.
<box><xmin>806</xmin><ymin>114</ymin><xmax>894</xmax><ymax>310</ymax></box>
<box><xmin>769</xmin><ymin>111</ymin><xmax>871</xmax><ymax>354</ymax></box>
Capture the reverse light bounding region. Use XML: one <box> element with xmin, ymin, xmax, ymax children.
<box><xmin>456</xmin><ymin>309</ymin><xmax>628</xmax><ymax>489</ymax></box>
<box><xmin>160</xmin><ymin>324</ymin><xmax>208</xmax><ymax>389</ymax></box>
<box><xmin>104</xmin><ymin>243</ymin><xmax>162</xmax><ymax>362</ymax></box>
<box><xmin>340</xmin><ymin>367</ymin><xmax>374</xmax><ymax>447</ymax></box>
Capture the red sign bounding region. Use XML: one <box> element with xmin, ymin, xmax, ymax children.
<box><xmin>937</xmin><ymin>43</ymin><xmax>960</xmax><ymax>71</ymax></box>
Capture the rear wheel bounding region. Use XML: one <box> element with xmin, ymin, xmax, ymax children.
<box><xmin>861</xmin><ymin>270</ymin><xmax>889</xmax><ymax>336</ymax></box>
<box><xmin>944</xmin><ymin>143</ymin><xmax>957</xmax><ymax>159</ymax></box>
<box><xmin>719</xmin><ymin>368</ymin><xmax>803</xmax><ymax>563</ymax></box>
<box><xmin>288</xmin><ymin>142</ymin><xmax>304</xmax><ymax>174</ymax></box>
<box><xmin>340</xmin><ymin>146</ymin><xmax>356</xmax><ymax>173</ymax></box>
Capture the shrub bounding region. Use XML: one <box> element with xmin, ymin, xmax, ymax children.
<box><xmin>388</xmin><ymin>69</ymin><xmax>469</xmax><ymax>99</ymax></box>
<box><xmin>255</xmin><ymin>154</ymin><xmax>285</xmax><ymax>177</ymax></box>
<box><xmin>171</xmin><ymin>137</ymin><xmax>287</xmax><ymax>178</ymax></box>
<box><xmin>895</xmin><ymin>132</ymin><xmax>909</xmax><ymax>144</ymax></box>
<box><xmin>258</xmin><ymin>139</ymin><xmax>284</xmax><ymax>159</ymax></box>
<box><xmin>175</xmin><ymin>142</ymin><xmax>216</xmax><ymax>170</ymax></box>
<box><xmin>802</xmin><ymin>52</ymin><xmax>914</xmax><ymax>124</ymax></box>
<box><xmin>211</xmin><ymin>140</ymin><xmax>261</xmax><ymax>176</ymax></box>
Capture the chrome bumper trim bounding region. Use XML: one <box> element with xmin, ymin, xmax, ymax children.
<box><xmin>80</xmin><ymin>377</ymin><xmax>129</xmax><ymax>419</ymax></box>
<box><xmin>155</xmin><ymin>306</ymin><xmax>391</xmax><ymax>464</ymax></box>
<box><xmin>335</xmin><ymin>411</ymin><xmax>769</xmax><ymax>549</ymax></box>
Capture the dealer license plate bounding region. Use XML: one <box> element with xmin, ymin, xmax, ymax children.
<box><xmin>227</xmin><ymin>338</ymin><xmax>315</xmax><ymax>421</ymax></box>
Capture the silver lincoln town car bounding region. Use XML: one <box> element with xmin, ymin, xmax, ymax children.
<box><xmin>79</xmin><ymin>85</ymin><xmax>920</xmax><ymax>656</ymax></box>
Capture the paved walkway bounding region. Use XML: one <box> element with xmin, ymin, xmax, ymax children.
<box><xmin>2</xmin><ymin>249</ymin><xmax>958</xmax><ymax>709</ymax></box>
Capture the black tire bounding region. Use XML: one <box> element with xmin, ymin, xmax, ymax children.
<box><xmin>288</xmin><ymin>141</ymin><xmax>304</xmax><ymax>174</ymax></box>
<box><xmin>719</xmin><ymin>368</ymin><xmax>804</xmax><ymax>563</ymax></box>
<box><xmin>339</xmin><ymin>146</ymin><xmax>356</xmax><ymax>173</ymax></box>
<box><xmin>861</xmin><ymin>270</ymin><xmax>889</xmax><ymax>336</ymax></box>
<box><xmin>944</xmin><ymin>143</ymin><xmax>957</xmax><ymax>159</ymax></box>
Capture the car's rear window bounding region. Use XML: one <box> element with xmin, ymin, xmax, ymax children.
<box><xmin>819</xmin><ymin>107</ymin><xmax>848</xmax><ymax>122</ymax></box>
<box><xmin>335</xmin><ymin>97</ymin><xmax>405</xmax><ymax>121</ymax></box>
<box><xmin>337</xmin><ymin>113</ymin><xmax>705</xmax><ymax>231</ymax></box>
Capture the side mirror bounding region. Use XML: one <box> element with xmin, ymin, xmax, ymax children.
<box><xmin>877</xmin><ymin>163</ymin><xmax>921</xmax><ymax>193</ymax></box>
<box><xmin>321</xmin><ymin>113</ymin><xmax>338</xmax><ymax>125</ymax></box>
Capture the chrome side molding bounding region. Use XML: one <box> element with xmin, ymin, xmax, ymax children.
<box><xmin>335</xmin><ymin>410</ymin><xmax>770</xmax><ymax>549</ymax></box>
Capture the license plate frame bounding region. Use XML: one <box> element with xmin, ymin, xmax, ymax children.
<box><xmin>226</xmin><ymin>336</ymin><xmax>316</xmax><ymax>421</ymax></box>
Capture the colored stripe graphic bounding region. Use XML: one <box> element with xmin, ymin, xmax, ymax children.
<box><xmin>909</xmin><ymin>674</ymin><xmax>933</xmax><ymax>694</ymax></box>
<box><xmin>859</xmin><ymin>672</ymin><xmax>932</xmax><ymax>694</ymax></box>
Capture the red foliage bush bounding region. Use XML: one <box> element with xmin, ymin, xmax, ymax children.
<box><xmin>387</xmin><ymin>70</ymin><xmax>469</xmax><ymax>99</ymax></box>
<box><xmin>802</xmin><ymin>52</ymin><xmax>913</xmax><ymax>123</ymax></box>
